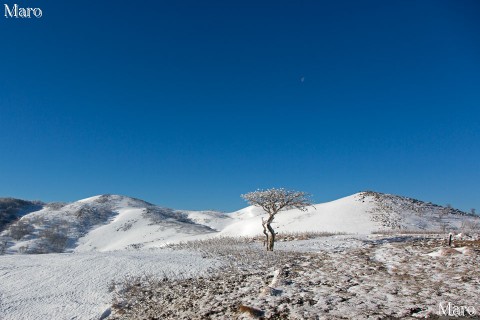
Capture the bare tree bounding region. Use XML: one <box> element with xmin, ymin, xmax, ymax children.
<box><xmin>241</xmin><ymin>188</ymin><xmax>312</xmax><ymax>251</ymax></box>
<box><xmin>8</xmin><ymin>219</ymin><xmax>34</xmax><ymax>240</ymax></box>
<box><xmin>0</xmin><ymin>238</ymin><xmax>8</xmax><ymax>255</ymax></box>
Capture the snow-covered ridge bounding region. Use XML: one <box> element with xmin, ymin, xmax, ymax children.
<box><xmin>0</xmin><ymin>192</ymin><xmax>478</xmax><ymax>254</ymax></box>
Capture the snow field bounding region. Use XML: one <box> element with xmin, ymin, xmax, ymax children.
<box><xmin>0</xmin><ymin>249</ymin><xmax>221</xmax><ymax>320</ymax></box>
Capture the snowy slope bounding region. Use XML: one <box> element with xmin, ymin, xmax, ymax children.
<box><xmin>222</xmin><ymin>194</ymin><xmax>380</xmax><ymax>236</ymax></box>
<box><xmin>182</xmin><ymin>210</ymin><xmax>234</xmax><ymax>231</ymax></box>
<box><xmin>222</xmin><ymin>192</ymin><xmax>479</xmax><ymax>237</ymax></box>
<box><xmin>0</xmin><ymin>195</ymin><xmax>218</xmax><ymax>254</ymax></box>
<box><xmin>358</xmin><ymin>191</ymin><xmax>477</xmax><ymax>231</ymax></box>
<box><xmin>1</xmin><ymin>192</ymin><xmax>478</xmax><ymax>254</ymax></box>
<box><xmin>0</xmin><ymin>249</ymin><xmax>220</xmax><ymax>320</ymax></box>
<box><xmin>75</xmin><ymin>206</ymin><xmax>216</xmax><ymax>252</ymax></box>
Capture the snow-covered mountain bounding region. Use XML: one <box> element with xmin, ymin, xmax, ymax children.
<box><xmin>221</xmin><ymin>191</ymin><xmax>477</xmax><ymax>236</ymax></box>
<box><xmin>0</xmin><ymin>195</ymin><xmax>219</xmax><ymax>254</ymax></box>
<box><xmin>0</xmin><ymin>192</ymin><xmax>478</xmax><ymax>254</ymax></box>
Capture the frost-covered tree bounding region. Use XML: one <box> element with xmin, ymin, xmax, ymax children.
<box><xmin>241</xmin><ymin>188</ymin><xmax>312</xmax><ymax>251</ymax></box>
<box><xmin>8</xmin><ymin>219</ymin><xmax>34</xmax><ymax>240</ymax></box>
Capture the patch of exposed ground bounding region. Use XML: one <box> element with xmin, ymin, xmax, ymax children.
<box><xmin>110</xmin><ymin>236</ymin><xmax>480</xmax><ymax>319</ymax></box>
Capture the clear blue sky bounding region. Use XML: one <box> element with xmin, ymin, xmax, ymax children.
<box><xmin>0</xmin><ymin>0</ymin><xmax>479</xmax><ymax>212</ymax></box>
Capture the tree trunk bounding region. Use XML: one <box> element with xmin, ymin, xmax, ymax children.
<box><xmin>262</xmin><ymin>218</ymin><xmax>269</xmax><ymax>248</ymax></box>
<box><xmin>266</xmin><ymin>224</ymin><xmax>275</xmax><ymax>251</ymax></box>
<box><xmin>266</xmin><ymin>214</ymin><xmax>276</xmax><ymax>251</ymax></box>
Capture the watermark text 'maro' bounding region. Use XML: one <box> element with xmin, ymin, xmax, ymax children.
<box><xmin>5</xmin><ymin>4</ymin><xmax>42</xmax><ymax>18</ymax></box>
